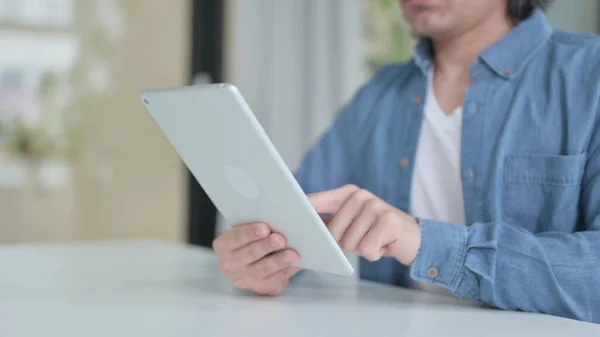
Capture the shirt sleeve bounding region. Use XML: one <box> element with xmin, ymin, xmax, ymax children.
<box><xmin>410</xmin><ymin>123</ymin><xmax>600</xmax><ymax>323</ymax></box>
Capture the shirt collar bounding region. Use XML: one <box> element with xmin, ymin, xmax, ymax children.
<box><xmin>413</xmin><ymin>9</ymin><xmax>553</xmax><ymax>79</ymax></box>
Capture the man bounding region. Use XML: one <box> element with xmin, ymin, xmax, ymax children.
<box><xmin>212</xmin><ymin>0</ymin><xmax>600</xmax><ymax>323</ymax></box>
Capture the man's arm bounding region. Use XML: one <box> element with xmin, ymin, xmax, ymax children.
<box><xmin>412</xmin><ymin>220</ymin><xmax>600</xmax><ymax>321</ymax></box>
<box><xmin>411</xmin><ymin>124</ymin><xmax>600</xmax><ymax>323</ymax></box>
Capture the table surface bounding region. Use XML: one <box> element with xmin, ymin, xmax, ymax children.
<box><xmin>0</xmin><ymin>240</ymin><xmax>598</xmax><ymax>337</ymax></box>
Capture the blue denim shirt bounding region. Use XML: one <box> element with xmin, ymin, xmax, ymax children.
<box><xmin>294</xmin><ymin>10</ymin><xmax>600</xmax><ymax>322</ymax></box>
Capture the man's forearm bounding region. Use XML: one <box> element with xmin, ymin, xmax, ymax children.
<box><xmin>410</xmin><ymin>220</ymin><xmax>600</xmax><ymax>323</ymax></box>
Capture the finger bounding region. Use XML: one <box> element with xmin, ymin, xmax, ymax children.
<box><xmin>327</xmin><ymin>189</ymin><xmax>376</xmax><ymax>241</ymax></box>
<box><xmin>357</xmin><ymin>212</ymin><xmax>398</xmax><ymax>261</ymax></box>
<box><xmin>264</xmin><ymin>266</ymin><xmax>301</xmax><ymax>284</ymax></box>
<box><xmin>253</xmin><ymin>267</ymin><xmax>301</xmax><ymax>296</ymax></box>
<box><xmin>308</xmin><ymin>184</ymin><xmax>360</xmax><ymax>214</ymax></box>
<box><xmin>225</xmin><ymin>233</ymin><xmax>286</xmax><ymax>272</ymax></box>
<box><xmin>213</xmin><ymin>223</ymin><xmax>270</xmax><ymax>254</ymax></box>
<box><xmin>339</xmin><ymin>199</ymin><xmax>385</xmax><ymax>251</ymax></box>
<box><xmin>253</xmin><ymin>280</ymin><xmax>289</xmax><ymax>296</ymax></box>
<box><xmin>247</xmin><ymin>249</ymin><xmax>299</xmax><ymax>281</ymax></box>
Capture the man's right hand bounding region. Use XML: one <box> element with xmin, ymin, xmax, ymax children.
<box><xmin>212</xmin><ymin>222</ymin><xmax>301</xmax><ymax>296</ymax></box>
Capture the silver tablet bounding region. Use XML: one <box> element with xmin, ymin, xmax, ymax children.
<box><xmin>140</xmin><ymin>84</ymin><xmax>354</xmax><ymax>276</ymax></box>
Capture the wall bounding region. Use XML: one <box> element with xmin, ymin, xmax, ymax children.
<box><xmin>546</xmin><ymin>1</ymin><xmax>600</xmax><ymax>33</ymax></box>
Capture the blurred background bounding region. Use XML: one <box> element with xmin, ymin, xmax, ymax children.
<box><xmin>0</xmin><ymin>0</ymin><xmax>597</xmax><ymax>248</ymax></box>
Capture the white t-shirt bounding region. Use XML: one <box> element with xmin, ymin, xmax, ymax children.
<box><xmin>409</xmin><ymin>69</ymin><xmax>466</xmax><ymax>292</ymax></box>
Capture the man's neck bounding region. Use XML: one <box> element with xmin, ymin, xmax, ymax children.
<box><xmin>433</xmin><ymin>15</ymin><xmax>513</xmax><ymax>76</ymax></box>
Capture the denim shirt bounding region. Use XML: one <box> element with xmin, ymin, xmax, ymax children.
<box><xmin>294</xmin><ymin>10</ymin><xmax>600</xmax><ymax>322</ymax></box>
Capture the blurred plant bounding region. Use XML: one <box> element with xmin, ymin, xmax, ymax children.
<box><xmin>365</xmin><ymin>0</ymin><xmax>415</xmax><ymax>72</ymax></box>
<box><xmin>3</xmin><ymin>120</ymin><xmax>46</xmax><ymax>158</ymax></box>
<box><xmin>0</xmin><ymin>70</ymin><xmax>81</xmax><ymax>162</ymax></box>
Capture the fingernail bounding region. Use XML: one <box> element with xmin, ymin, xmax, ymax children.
<box><xmin>283</xmin><ymin>251</ymin><xmax>296</xmax><ymax>264</ymax></box>
<box><xmin>269</xmin><ymin>234</ymin><xmax>284</xmax><ymax>249</ymax></box>
<box><xmin>255</xmin><ymin>224</ymin><xmax>268</xmax><ymax>237</ymax></box>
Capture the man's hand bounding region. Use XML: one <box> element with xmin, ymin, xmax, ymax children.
<box><xmin>212</xmin><ymin>223</ymin><xmax>301</xmax><ymax>296</ymax></box>
<box><xmin>310</xmin><ymin>184</ymin><xmax>421</xmax><ymax>265</ymax></box>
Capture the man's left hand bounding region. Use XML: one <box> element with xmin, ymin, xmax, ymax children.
<box><xmin>309</xmin><ymin>184</ymin><xmax>421</xmax><ymax>266</ymax></box>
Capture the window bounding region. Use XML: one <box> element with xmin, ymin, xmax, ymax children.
<box><xmin>0</xmin><ymin>0</ymin><xmax>73</xmax><ymax>27</ymax></box>
<box><xmin>0</xmin><ymin>0</ymin><xmax>76</xmax><ymax>156</ymax></box>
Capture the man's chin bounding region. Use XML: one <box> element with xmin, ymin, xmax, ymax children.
<box><xmin>408</xmin><ymin>24</ymin><xmax>451</xmax><ymax>40</ymax></box>
<box><xmin>406</xmin><ymin>21</ymin><xmax>432</xmax><ymax>37</ymax></box>
<box><xmin>407</xmin><ymin>26</ymin><xmax>433</xmax><ymax>39</ymax></box>
<box><xmin>408</xmin><ymin>28</ymin><xmax>425</xmax><ymax>39</ymax></box>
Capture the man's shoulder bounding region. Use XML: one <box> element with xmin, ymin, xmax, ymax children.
<box><xmin>542</xmin><ymin>30</ymin><xmax>600</xmax><ymax>96</ymax></box>
<box><xmin>550</xmin><ymin>30</ymin><xmax>600</xmax><ymax>46</ymax></box>
<box><xmin>546</xmin><ymin>31</ymin><xmax>600</xmax><ymax>141</ymax></box>
<box><xmin>354</xmin><ymin>60</ymin><xmax>418</xmax><ymax>104</ymax></box>
<box><xmin>548</xmin><ymin>30</ymin><xmax>600</xmax><ymax>61</ymax></box>
<box><xmin>334</xmin><ymin>61</ymin><xmax>417</xmax><ymax>137</ymax></box>
<box><xmin>369</xmin><ymin>61</ymin><xmax>417</xmax><ymax>87</ymax></box>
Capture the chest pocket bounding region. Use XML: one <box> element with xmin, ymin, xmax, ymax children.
<box><xmin>502</xmin><ymin>154</ymin><xmax>587</xmax><ymax>232</ymax></box>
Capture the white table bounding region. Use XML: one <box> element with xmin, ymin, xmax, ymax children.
<box><xmin>0</xmin><ymin>240</ymin><xmax>598</xmax><ymax>337</ymax></box>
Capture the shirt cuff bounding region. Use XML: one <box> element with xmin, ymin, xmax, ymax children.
<box><xmin>409</xmin><ymin>219</ymin><xmax>467</xmax><ymax>292</ymax></box>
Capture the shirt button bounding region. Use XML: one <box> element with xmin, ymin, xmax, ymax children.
<box><xmin>414</xmin><ymin>96</ymin><xmax>422</xmax><ymax>104</ymax></box>
<box><xmin>469</xmin><ymin>102</ymin><xmax>477</xmax><ymax>115</ymax></box>
<box><xmin>400</xmin><ymin>157</ymin><xmax>410</xmax><ymax>168</ymax></box>
<box><xmin>465</xmin><ymin>168</ymin><xmax>475</xmax><ymax>181</ymax></box>
<box><xmin>427</xmin><ymin>267</ymin><xmax>439</xmax><ymax>278</ymax></box>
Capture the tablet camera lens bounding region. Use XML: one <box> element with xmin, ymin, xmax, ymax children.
<box><xmin>143</xmin><ymin>99</ymin><xmax>149</xmax><ymax>104</ymax></box>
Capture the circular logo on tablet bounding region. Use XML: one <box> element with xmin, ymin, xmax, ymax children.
<box><xmin>223</xmin><ymin>165</ymin><xmax>260</xmax><ymax>200</ymax></box>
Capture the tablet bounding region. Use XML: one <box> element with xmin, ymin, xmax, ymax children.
<box><xmin>140</xmin><ymin>84</ymin><xmax>354</xmax><ymax>276</ymax></box>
